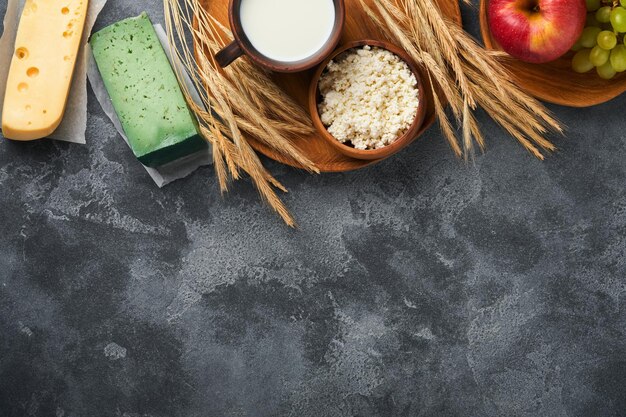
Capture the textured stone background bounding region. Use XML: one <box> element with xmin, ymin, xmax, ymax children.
<box><xmin>1</xmin><ymin>1</ymin><xmax>626</xmax><ymax>416</ymax></box>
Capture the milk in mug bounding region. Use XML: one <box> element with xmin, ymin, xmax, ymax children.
<box><xmin>240</xmin><ymin>0</ymin><xmax>336</xmax><ymax>63</ymax></box>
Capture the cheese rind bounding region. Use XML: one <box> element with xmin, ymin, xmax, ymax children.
<box><xmin>1</xmin><ymin>0</ymin><xmax>88</xmax><ymax>141</ymax></box>
<box><xmin>90</xmin><ymin>13</ymin><xmax>206</xmax><ymax>167</ymax></box>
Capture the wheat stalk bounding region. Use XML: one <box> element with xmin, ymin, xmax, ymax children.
<box><xmin>163</xmin><ymin>0</ymin><xmax>319</xmax><ymax>226</ymax></box>
<box><xmin>360</xmin><ymin>0</ymin><xmax>562</xmax><ymax>159</ymax></box>
<box><xmin>163</xmin><ymin>0</ymin><xmax>562</xmax><ymax>226</ymax></box>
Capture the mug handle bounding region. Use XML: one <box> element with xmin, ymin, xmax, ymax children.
<box><xmin>215</xmin><ymin>41</ymin><xmax>244</xmax><ymax>68</ymax></box>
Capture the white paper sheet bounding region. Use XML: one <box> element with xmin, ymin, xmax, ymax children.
<box><xmin>0</xmin><ymin>0</ymin><xmax>108</xmax><ymax>144</ymax></box>
<box><xmin>86</xmin><ymin>24</ymin><xmax>213</xmax><ymax>188</ymax></box>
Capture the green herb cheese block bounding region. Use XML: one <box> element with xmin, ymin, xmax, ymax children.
<box><xmin>90</xmin><ymin>12</ymin><xmax>206</xmax><ymax>167</ymax></box>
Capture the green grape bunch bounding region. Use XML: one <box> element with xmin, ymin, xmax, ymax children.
<box><xmin>572</xmin><ymin>0</ymin><xmax>626</xmax><ymax>78</ymax></box>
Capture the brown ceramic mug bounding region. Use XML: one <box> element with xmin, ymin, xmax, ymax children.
<box><xmin>215</xmin><ymin>0</ymin><xmax>345</xmax><ymax>73</ymax></box>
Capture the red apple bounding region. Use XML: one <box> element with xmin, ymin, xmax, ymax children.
<box><xmin>488</xmin><ymin>0</ymin><xmax>586</xmax><ymax>63</ymax></box>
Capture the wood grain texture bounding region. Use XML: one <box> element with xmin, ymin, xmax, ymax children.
<box><xmin>197</xmin><ymin>0</ymin><xmax>462</xmax><ymax>172</ymax></box>
<box><xmin>479</xmin><ymin>0</ymin><xmax>626</xmax><ymax>108</ymax></box>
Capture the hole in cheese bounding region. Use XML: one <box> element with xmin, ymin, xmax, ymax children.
<box><xmin>62</xmin><ymin>7</ymin><xmax>70</xmax><ymax>14</ymax></box>
<box><xmin>43</xmin><ymin>110</ymin><xmax>47</xmax><ymax>114</ymax></box>
<box><xmin>25</xmin><ymin>105</ymin><xmax>31</xmax><ymax>111</ymax></box>
<box><xmin>64</xmin><ymin>55</ymin><xmax>71</xmax><ymax>61</ymax></box>
<box><xmin>16</xmin><ymin>47</ymin><xmax>28</xmax><ymax>59</ymax></box>
<box><xmin>18</xmin><ymin>83</ymin><xmax>28</xmax><ymax>93</ymax></box>
<box><xmin>24</xmin><ymin>2</ymin><xmax>37</xmax><ymax>14</ymax></box>
<box><xmin>27</xmin><ymin>67</ymin><xmax>39</xmax><ymax>77</ymax></box>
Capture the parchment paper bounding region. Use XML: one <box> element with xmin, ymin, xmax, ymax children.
<box><xmin>0</xmin><ymin>0</ymin><xmax>108</xmax><ymax>144</ymax></box>
<box><xmin>86</xmin><ymin>24</ymin><xmax>213</xmax><ymax>188</ymax></box>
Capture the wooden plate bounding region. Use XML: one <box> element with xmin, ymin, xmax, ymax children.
<box><xmin>479</xmin><ymin>0</ymin><xmax>626</xmax><ymax>107</ymax></box>
<box><xmin>197</xmin><ymin>0</ymin><xmax>462</xmax><ymax>172</ymax></box>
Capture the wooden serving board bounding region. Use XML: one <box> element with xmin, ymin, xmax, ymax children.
<box><xmin>479</xmin><ymin>0</ymin><xmax>626</xmax><ymax>107</ymax></box>
<box><xmin>197</xmin><ymin>0</ymin><xmax>462</xmax><ymax>172</ymax></box>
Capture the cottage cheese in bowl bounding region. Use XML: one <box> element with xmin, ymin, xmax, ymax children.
<box><xmin>317</xmin><ymin>45</ymin><xmax>420</xmax><ymax>150</ymax></box>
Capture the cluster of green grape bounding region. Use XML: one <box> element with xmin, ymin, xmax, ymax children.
<box><xmin>572</xmin><ymin>0</ymin><xmax>626</xmax><ymax>79</ymax></box>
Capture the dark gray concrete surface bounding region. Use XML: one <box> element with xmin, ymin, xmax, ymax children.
<box><xmin>1</xmin><ymin>1</ymin><xmax>626</xmax><ymax>416</ymax></box>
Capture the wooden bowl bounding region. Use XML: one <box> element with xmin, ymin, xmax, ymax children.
<box><xmin>479</xmin><ymin>0</ymin><xmax>626</xmax><ymax>107</ymax></box>
<box><xmin>308</xmin><ymin>40</ymin><xmax>427</xmax><ymax>161</ymax></box>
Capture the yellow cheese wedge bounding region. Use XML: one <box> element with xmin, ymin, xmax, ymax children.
<box><xmin>1</xmin><ymin>0</ymin><xmax>89</xmax><ymax>141</ymax></box>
